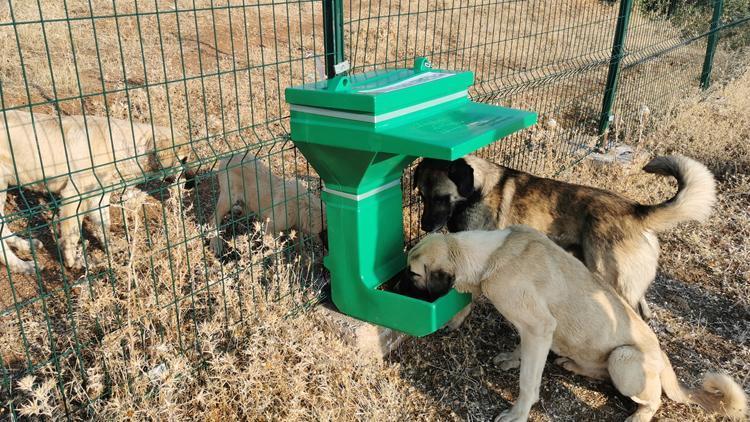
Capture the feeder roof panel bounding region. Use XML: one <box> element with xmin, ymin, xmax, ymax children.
<box><xmin>285</xmin><ymin>65</ymin><xmax>474</xmax><ymax>115</ymax></box>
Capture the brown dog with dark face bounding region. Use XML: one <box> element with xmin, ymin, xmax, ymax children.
<box><xmin>413</xmin><ymin>154</ymin><xmax>716</xmax><ymax>322</ymax></box>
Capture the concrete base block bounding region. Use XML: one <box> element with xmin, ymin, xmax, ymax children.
<box><xmin>315</xmin><ymin>302</ymin><xmax>409</xmax><ymax>360</ymax></box>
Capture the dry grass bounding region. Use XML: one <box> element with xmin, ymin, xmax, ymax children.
<box><xmin>0</xmin><ymin>0</ymin><xmax>748</xmax><ymax>420</ymax></box>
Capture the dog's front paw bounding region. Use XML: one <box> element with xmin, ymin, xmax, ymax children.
<box><xmin>493</xmin><ymin>352</ymin><xmax>521</xmax><ymax>371</ymax></box>
<box><xmin>443</xmin><ymin>304</ymin><xmax>472</xmax><ymax>331</ymax></box>
<box><xmin>63</xmin><ymin>247</ymin><xmax>84</xmax><ymax>270</ymax></box>
<box><xmin>494</xmin><ymin>407</ymin><xmax>529</xmax><ymax>422</ymax></box>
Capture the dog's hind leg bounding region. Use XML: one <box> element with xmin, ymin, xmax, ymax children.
<box><xmin>208</xmin><ymin>187</ymin><xmax>233</xmax><ymax>257</ymax></box>
<box><xmin>86</xmin><ymin>192</ymin><xmax>111</xmax><ymax>248</ymax></box>
<box><xmin>583</xmin><ymin>231</ymin><xmax>653</xmax><ymax>319</ymax></box>
<box><xmin>609</xmin><ymin>346</ymin><xmax>662</xmax><ymax>422</ymax></box>
<box><xmin>616</xmin><ymin>234</ymin><xmax>659</xmax><ymax>321</ymax></box>
<box><xmin>57</xmin><ymin>185</ymin><xmax>85</xmax><ymax>269</ymax></box>
<box><xmin>581</xmin><ymin>232</ymin><xmax>613</xmax><ymax>283</ymax></box>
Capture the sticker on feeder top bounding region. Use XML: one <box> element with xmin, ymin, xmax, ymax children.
<box><xmin>357</xmin><ymin>72</ymin><xmax>455</xmax><ymax>94</ymax></box>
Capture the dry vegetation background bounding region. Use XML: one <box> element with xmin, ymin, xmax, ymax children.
<box><xmin>0</xmin><ymin>0</ymin><xmax>748</xmax><ymax>420</ymax></box>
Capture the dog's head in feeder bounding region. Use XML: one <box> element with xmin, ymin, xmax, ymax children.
<box><xmin>406</xmin><ymin>233</ymin><xmax>457</xmax><ymax>299</ymax></box>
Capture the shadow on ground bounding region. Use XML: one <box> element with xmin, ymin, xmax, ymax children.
<box><xmin>389</xmin><ymin>300</ymin><xmax>633</xmax><ymax>421</ymax></box>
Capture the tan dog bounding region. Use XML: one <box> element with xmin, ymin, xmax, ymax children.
<box><xmin>407</xmin><ymin>226</ymin><xmax>747</xmax><ymax>422</ymax></box>
<box><xmin>206</xmin><ymin>153</ymin><xmax>325</xmax><ymax>256</ymax></box>
<box><xmin>0</xmin><ymin>110</ymin><xmax>190</xmax><ymax>273</ymax></box>
<box><xmin>414</xmin><ymin>155</ymin><xmax>717</xmax><ymax>321</ymax></box>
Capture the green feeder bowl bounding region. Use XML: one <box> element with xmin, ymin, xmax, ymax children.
<box><xmin>285</xmin><ymin>57</ymin><xmax>537</xmax><ymax>337</ymax></box>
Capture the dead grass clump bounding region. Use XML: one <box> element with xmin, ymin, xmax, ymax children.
<box><xmin>11</xmin><ymin>226</ymin><xmax>435</xmax><ymax>420</ymax></box>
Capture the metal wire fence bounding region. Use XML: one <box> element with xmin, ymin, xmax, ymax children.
<box><xmin>0</xmin><ymin>0</ymin><xmax>747</xmax><ymax>418</ymax></box>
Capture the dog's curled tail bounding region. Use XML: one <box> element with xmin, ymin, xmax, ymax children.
<box><xmin>640</xmin><ymin>155</ymin><xmax>716</xmax><ymax>231</ymax></box>
<box><xmin>660</xmin><ymin>353</ymin><xmax>747</xmax><ymax>420</ymax></box>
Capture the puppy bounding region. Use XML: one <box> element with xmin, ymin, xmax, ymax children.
<box><xmin>0</xmin><ymin>110</ymin><xmax>190</xmax><ymax>273</ymax></box>
<box><xmin>206</xmin><ymin>153</ymin><xmax>325</xmax><ymax>257</ymax></box>
<box><xmin>413</xmin><ymin>154</ymin><xmax>716</xmax><ymax>320</ymax></box>
<box><xmin>408</xmin><ymin>226</ymin><xmax>747</xmax><ymax>422</ymax></box>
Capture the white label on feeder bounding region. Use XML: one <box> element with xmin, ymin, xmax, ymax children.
<box><xmin>357</xmin><ymin>71</ymin><xmax>454</xmax><ymax>94</ymax></box>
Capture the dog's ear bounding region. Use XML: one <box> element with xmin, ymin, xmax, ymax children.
<box><xmin>412</xmin><ymin>160</ymin><xmax>425</xmax><ymax>190</ymax></box>
<box><xmin>447</xmin><ymin>159</ymin><xmax>475</xmax><ymax>197</ymax></box>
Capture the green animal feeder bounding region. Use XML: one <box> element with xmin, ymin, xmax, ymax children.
<box><xmin>285</xmin><ymin>57</ymin><xmax>537</xmax><ymax>337</ymax></box>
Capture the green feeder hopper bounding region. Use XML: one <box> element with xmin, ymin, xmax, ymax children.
<box><xmin>285</xmin><ymin>57</ymin><xmax>537</xmax><ymax>337</ymax></box>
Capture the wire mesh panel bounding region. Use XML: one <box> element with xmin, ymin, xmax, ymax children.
<box><xmin>610</xmin><ymin>0</ymin><xmax>750</xmax><ymax>147</ymax></box>
<box><xmin>0</xmin><ymin>0</ymin><xmax>326</xmax><ymax>418</ymax></box>
<box><xmin>0</xmin><ymin>0</ymin><xmax>747</xmax><ymax>418</ymax></box>
<box><xmin>343</xmin><ymin>0</ymin><xmax>749</xmax><ymax>246</ymax></box>
<box><xmin>611</xmin><ymin>2</ymin><xmax>712</xmax><ymax>146</ymax></box>
<box><xmin>345</xmin><ymin>0</ymin><xmax>621</xmax><ymax>172</ymax></box>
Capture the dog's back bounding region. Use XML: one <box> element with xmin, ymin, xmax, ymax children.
<box><xmin>1</xmin><ymin>110</ymin><xmax>171</xmax><ymax>191</ymax></box>
<box><xmin>1</xmin><ymin>110</ymin><xmax>79</xmax><ymax>190</ymax></box>
<box><xmin>482</xmin><ymin>226</ymin><xmax>660</xmax><ymax>354</ymax></box>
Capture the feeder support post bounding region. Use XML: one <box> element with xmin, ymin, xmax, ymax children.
<box><xmin>701</xmin><ymin>0</ymin><xmax>724</xmax><ymax>89</ymax></box>
<box><xmin>598</xmin><ymin>0</ymin><xmax>634</xmax><ymax>141</ymax></box>
<box><xmin>323</xmin><ymin>0</ymin><xmax>346</xmax><ymax>79</ymax></box>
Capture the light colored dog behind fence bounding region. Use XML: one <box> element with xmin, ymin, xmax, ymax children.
<box><xmin>204</xmin><ymin>153</ymin><xmax>326</xmax><ymax>257</ymax></box>
<box><xmin>0</xmin><ymin>110</ymin><xmax>190</xmax><ymax>273</ymax></box>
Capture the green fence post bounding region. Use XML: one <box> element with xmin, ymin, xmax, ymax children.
<box><xmin>700</xmin><ymin>0</ymin><xmax>725</xmax><ymax>89</ymax></box>
<box><xmin>322</xmin><ymin>0</ymin><xmax>345</xmax><ymax>79</ymax></box>
<box><xmin>598</xmin><ymin>0</ymin><xmax>634</xmax><ymax>140</ymax></box>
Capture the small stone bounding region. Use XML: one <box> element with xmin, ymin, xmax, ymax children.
<box><xmin>147</xmin><ymin>363</ymin><xmax>167</xmax><ymax>383</ymax></box>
